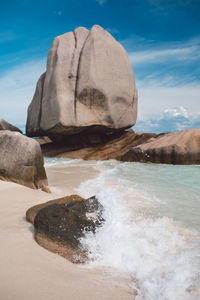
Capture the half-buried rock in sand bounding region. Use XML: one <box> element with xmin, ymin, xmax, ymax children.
<box><xmin>26</xmin><ymin>195</ymin><xmax>104</xmax><ymax>263</ymax></box>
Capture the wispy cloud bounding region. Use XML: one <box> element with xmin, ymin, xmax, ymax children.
<box><xmin>96</xmin><ymin>0</ymin><xmax>107</xmax><ymax>5</ymax></box>
<box><xmin>129</xmin><ymin>46</ymin><xmax>200</xmax><ymax>65</ymax></box>
<box><xmin>147</xmin><ymin>0</ymin><xmax>192</xmax><ymax>15</ymax></box>
<box><xmin>105</xmin><ymin>27</ymin><xmax>119</xmax><ymax>35</ymax></box>
<box><xmin>53</xmin><ymin>10</ymin><xmax>62</xmax><ymax>16</ymax></box>
<box><xmin>136</xmin><ymin>72</ymin><xmax>199</xmax><ymax>88</ymax></box>
<box><xmin>0</xmin><ymin>59</ymin><xmax>46</xmax><ymax>90</ymax></box>
<box><xmin>0</xmin><ymin>31</ymin><xmax>20</xmax><ymax>44</ymax></box>
<box><xmin>0</xmin><ymin>59</ymin><xmax>46</xmax><ymax>125</ymax></box>
<box><xmin>128</xmin><ymin>36</ymin><xmax>200</xmax><ymax>65</ymax></box>
<box><xmin>126</xmin><ymin>35</ymin><xmax>200</xmax><ymax>94</ymax></box>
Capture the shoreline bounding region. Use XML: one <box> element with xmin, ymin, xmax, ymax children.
<box><xmin>0</xmin><ymin>163</ymin><xmax>134</xmax><ymax>300</ymax></box>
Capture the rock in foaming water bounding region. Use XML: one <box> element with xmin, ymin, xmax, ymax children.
<box><xmin>26</xmin><ymin>25</ymin><xmax>138</xmax><ymax>140</ymax></box>
<box><xmin>26</xmin><ymin>195</ymin><xmax>104</xmax><ymax>263</ymax></box>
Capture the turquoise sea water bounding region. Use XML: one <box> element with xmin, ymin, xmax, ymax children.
<box><xmin>109</xmin><ymin>162</ymin><xmax>200</xmax><ymax>232</ymax></box>
<box><xmin>45</xmin><ymin>158</ymin><xmax>200</xmax><ymax>299</ymax></box>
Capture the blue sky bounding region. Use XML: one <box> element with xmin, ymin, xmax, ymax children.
<box><xmin>0</xmin><ymin>0</ymin><xmax>200</xmax><ymax>132</ymax></box>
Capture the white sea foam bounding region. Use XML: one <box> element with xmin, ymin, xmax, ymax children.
<box><xmin>44</xmin><ymin>157</ymin><xmax>81</xmax><ymax>167</ymax></box>
<box><xmin>76</xmin><ymin>162</ymin><xmax>200</xmax><ymax>299</ymax></box>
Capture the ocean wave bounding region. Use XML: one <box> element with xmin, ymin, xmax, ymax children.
<box><xmin>76</xmin><ymin>162</ymin><xmax>200</xmax><ymax>299</ymax></box>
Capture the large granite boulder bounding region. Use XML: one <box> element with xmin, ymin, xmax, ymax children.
<box><xmin>26</xmin><ymin>195</ymin><xmax>104</xmax><ymax>263</ymax></box>
<box><xmin>0</xmin><ymin>119</ymin><xmax>22</xmax><ymax>133</ymax></box>
<box><xmin>26</xmin><ymin>25</ymin><xmax>137</xmax><ymax>140</ymax></box>
<box><xmin>121</xmin><ymin>129</ymin><xmax>200</xmax><ymax>164</ymax></box>
<box><xmin>0</xmin><ymin>130</ymin><xmax>49</xmax><ymax>190</ymax></box>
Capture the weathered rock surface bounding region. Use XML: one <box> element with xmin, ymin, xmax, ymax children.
<box><xmin>0</xmin><ymin>130</ymin><xmax>49</xmax><ymax>190</ymax></box>
<box><xmin>0</xmin><ymin>119</ymin><xmax>22</xmax><ymax>133</ymax></box>
<box><xmin>121</xmin><ymin>129</ymin><xmax>200</xmax><ymax>164</ymax></box>
<box><xmin>26</xmin><ymin>194</ymin><xmax>84</xmax><ymax>223</ymax></box>
<box><xmin>40</xmin><ymin>130</ymin><xmax>156</xmax><ymax>160</ymax></box>
<box><xmin>27</xmin><ymin>195</ymin><xmax>104</xmax><ymax>263</ymax></box>
<box><xmin>26</xmin><ymin>25</ymin><xmax>137</xmax><ymax>140</ymax></box>
<box><xmin>39</xmin><ymin>129</ymin><xmax>200</xmax><ymax>164</ymax></box>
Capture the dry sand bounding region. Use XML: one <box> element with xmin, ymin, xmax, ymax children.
<box><xmin>0</xmin><ymin>164</ymin><xmax>134</xmax><ymax>300</ymax></box>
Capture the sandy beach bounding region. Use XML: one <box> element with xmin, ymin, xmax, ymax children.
<box><xmin>0</xmin><ymin>163</ymin><xmax>134</xmax><ymax>300</ymax></box>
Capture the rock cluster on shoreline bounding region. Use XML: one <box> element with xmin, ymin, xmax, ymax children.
<box><xmin>0</xmin><ymin>24</ymin><xmax>199</xmax><ymax>275</ymax></box>
<box><xmin>39</xmin><ymin>128</ymin><xmax>200</xmax><ymax>164</ymax></box>
<box><xmin>0</xmin><ymin>24</ymin><xmax>199</xmax><ymax>194</ymax></box>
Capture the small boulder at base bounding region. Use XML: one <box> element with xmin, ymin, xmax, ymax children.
<box><xmin>26</xmin><ymin>195</ymin><xmax>104</xmax><ymax>263</ymax></box>
<box><xmin>121</xmin><ymin>129</ymin><xmax>200</xmax><ymax>164</ymax></box>
<box><xmin>26</xmin><ymin>25</ymin><xmax>138</xmax><ymax>140</ymax></box>
<box><xmin>0</xmin><ymin>130</ymin><xmax>49</xmax><ymax>190</ymax></box>
<box><xmin>0</xmin><ymin>119</ymin><xmax>22</xmax><ymax>134</ymax></box>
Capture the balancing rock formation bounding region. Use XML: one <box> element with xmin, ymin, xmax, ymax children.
<box><xmin>26</xmin><ymin>25</ymin><xmax>138</xmax><ymax>140</ymax></box>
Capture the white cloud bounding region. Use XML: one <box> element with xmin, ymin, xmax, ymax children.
<box><xmin>163</xmin><ymin>106</ymin><xmax>189</xmax><ymax>119</ymax></box>
<box><xmin>125</xmin><ymin>35</ymin><xmax>200</xmax><ymax>125</ymax></box>
<box><xmin>134</xmin><ymin>106</ymin><xmax>200</xmax><ymax>133</ymax></box>
<box><xmin>137</xmin><ymin>85</ymin><xmax>200</xmax><ymax>120</ymax></box>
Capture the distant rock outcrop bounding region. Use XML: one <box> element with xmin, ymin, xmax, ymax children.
<box><xmin>0</xmin><ymin>130</ymin><xmax>49</xmax><ymax>190</ymax></box>
<box><xmin>26</xmin><ymin>195</ymin><xmax>104</xmax><ymax>263</ymax></box>
<box><xmin>0</xmin><ymin>119</ymin><xmax>22</xmax><ymax>134</ymax></box>
<box><xmin>26</xmin><ymin>25</ymin><xmax>137</xmax><ymax>140</ymax></box>
<box><xmin>121</xmin><ymin>129</ymin><xmax>200</xmax><ymax>164</ymax></box>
